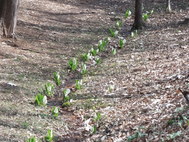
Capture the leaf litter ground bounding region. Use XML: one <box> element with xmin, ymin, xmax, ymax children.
<box><xmin>0</xmin><ymin>0</ymin><xmax>189</xmax><ymax>141</ymax></box>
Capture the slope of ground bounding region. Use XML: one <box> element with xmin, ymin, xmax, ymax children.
<box><xmin>0</xmin><ymin>0</ymin><xmax>189</xmax><ymax>141</ymax></box>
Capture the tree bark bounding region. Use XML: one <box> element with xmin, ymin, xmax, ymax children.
<box><xmin>132</xmin><ymin>0</ymin><xmax>145</xmax><ymax>31</ymax></box>
<box><xmin>0</xmin><ymin>0</ymin><xmax>5</xmax><ymax>19</ymax></box>
<box><xmin>1</xmin><ymin>0</ymin><xmax>19</xmax><ymax>38</ymax></box>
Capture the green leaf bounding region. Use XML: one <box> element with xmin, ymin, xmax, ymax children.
<box><xmin>62</xmin><ymin>101</ymin><xmax>71</xmax><ymax>107</ymax></box>
<box><xmin>112</xmin><ymin>48</ymin><xmax>117</xmax><ymax>55</ymax></box>
<box><xmin>125</xmin><ymin>10</ymin><xmax>131</xmax><ymax>18</ymax></box>
<box><xmin>68</xmin><ymin>58</ymin><xmax>78</xmax><ymax>71</ymax></box>
<box><xmin>81</xmin><ymin>53</ymin><xmax>91</xmax><ymax>62</ymax></box>
<box><xmin>81</xmin><ymin>63</ymin><xmax>87</xmax><ymax>75</ymax></box>
<box><xmin>52</xmin><ymin>106</ymin><xmax>59</xmax><ymax>118</ymax></box>
<box><xmin>64</xmin><ymin>95</ymin><xmax>70</xmax><ymax>102</ymax></box>
<box><xmin>142</xmin><ymin>13</ymin><xmax>149</xmax><ymax>21</ymax></box>
<box><xmin>127</xmin><ymin>133</ymin><xmax>138</xmax><ymax>142</ymax></box>
<box><xmin>63</xmin><ymin>88</ymin><xmax>71</xmax><ymax>96</ymax></box>
<box><xmin>53</xmin><ymin>72</ymin><xmax>61</xmax><ymax>86</ymax></box>
<box><xmin>109</xmin><ymin>29</ymin><xmax>118</xmax><ymax>37</ymax></box>
<box><xmin>95</xmin><ymin>57</ymin><xmax>101</xmax><ymax>64</ymax></box>
<box><xmin>90</xmin><ymin>48</ymin><xmax>99</xmax><ymax>56</ymax></box>
<box><xmin>91</xmin><ymin>125</ymin><xmax>97</xmax><ymax>134</ymax></box>
<box><xmin>98</xmin><ymin>39</ymin><xmax>108</xmax><ymax>51</ymax></box>
<box><xmin>116</xmin><ymin>21</ymin><xmax>122</xmax><ymax>28</ymax></box>
<box><xmin>168</xmin><ymin>131</ymin><xmax>182</xmax><ymax>140</ymax></box>
<box><xmin>44</xmin><ymin>83</ymin><xmax>54</xmax><ymax>97</ymax></box>
<box><xmin>45</xmin><ymin>129</ymin><xmax>54</xmax><ymax>142</ymax></box>
<box><xmin>94</xmin><ymin>112</ymin><xmax>102</xmax><ymax>122</ymax></box>
<box><xmin>35</xmin><ymin>93</ymin><xmax>47</xmax><ymax>106</ymax></box>
<box><xmin>150</xmin><ymin>10</ymin><xmax>154</xmax><ymax>15</ymax></box>
<box><xmin>63</xmin><ymin>88</ymin><xmax>71</xmax><ymax>103</ymax></box>
<box><xmin>119</xmin><ymin>39</ymin><xmax>126</xmax><ymax>48</ymax></box>
<box><xmin>75</xmin><ymin>80</ymin><xmax>83</xmax><ymax>90</ymax></box>
<box><xmin>26</xmin><ymin>137</ymin><xmax>37</xmax><ymax>142</ymax></box>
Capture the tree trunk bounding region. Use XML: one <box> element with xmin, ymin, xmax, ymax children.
<box><xmin>1</xmin><ymin>0</ymin><xmax>19</xmax><ymax>38</ymax></box>
<box><xmin>0</xmin><ymin>0</ymin><xmax>5</xmax><ymax>19</ymax></box>
<box><xmin>166</xmin><ymin>0</ymin><xmax>171</xmax><ymax>12</ymax></box>
<box><xmin>132</xmin><ymin>0</ymin><xmax>145</xmax><ymax>31</ymax></box>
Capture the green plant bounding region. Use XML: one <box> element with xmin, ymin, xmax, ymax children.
<box><xmin>125</xmin><ymin>9</ymin><xmax>131</xmax><ymax>18</ymax></box>
<box><xmin>131</xmin><ymin>30</ymin><xmax>138</xmax><ymax>37</ymax></box>
<box><xmin>142</xmin><ymin>13</ymin><xmax>149</xmax><ymax>21</ymax></box>
<box><xmin>90</xmin><ymin>112</ymin><xmax>102</xmax><ymax>134</ymax></box>
<box><xmin>35</xmin><ymin>93</ymin><xmax>47</xmax><ymax>106</ymax></box>
<box><xmin>105</xmin><ymin>37</ymin><xmax>111</xmax><ymax>42</ymax></box>
<box><xmin>62</xmin><ymin>88</ymin><xmax>71</xmax><ymax>107</ymax></box>
<box><xmin>127</xmin><ymin>131</ymin><xmax>146</xmax><ymax>142</ymax></box>
<box><xmin>62</xmin><ymin>101</ymin><xmax>71</xmax><ymax>107</ymax></box>
<box><xmin>63</xmin><ymin>88</ymin><xmax>71</xmax><ymax>102</ymax></box>
<box><xmin>94</xmin><ymin>112</ymin><xmax>102</xmax><ymax>122</ymax></box>
<box><xmin>44</xmin><ymin>83</ymin><xmax>54</xmax><ymax>97</ymax></box>
<box><xmin>26</xmin><ymin>137</ymin><xmax>37</xmax><ymax>142</ymax></box>
<box><xmin>81</xmin><ymin>63</ymin><xmax>87</xmax><ymax>75</ymax></box>
<box><xmin>119</xmin><ymin>39</ymin><xmax>126</xmax><ymax>49</ymax></box>
<box><xmin>81</xmin><ymin>53</ymin><xmax>91</xmax><ymax>62</ymax></box>
<box><xmin>91</xmin><ymin>125</ymin><xmax>97</xmax><ymax>134</ymax></box>
<box><xmin>53</xmin><ymin>72</ymin><xmax>61</xmax><ymax>86</ymax></box>
<box><xmin>182</xmin><ymin>115</ymin><xmax>189</xmax><ymax>124</ymax></box>
<box><xmin>95</xmin><ymin>57</ymin><xmax>101</xmax><ymax>64</ymax></box>
<box><xmin>44</xmin><ymin>129</ymin><xmax>54</xmax><ymax>142</ymax></box>
<box><xmin>51</xmin><ymin>106</ymin><xmax>59</xmax><ymax>118</ymax></box>
<box><xmin>167</xmin><ymin>131</ymin><xmax>182</xmax><ymax>140</ymax></box>
<box><xmin>98</xmin><ymin>39</ymin><xmax>108</xmax><ymax>51</ymax></box>
<box><xmin>149</xmin><ymin>10</ymin><xmax>154</xmax><ymax>15</ymax></box>
<box><xmin>127</xmin><ymin>127</ymin><xmax>146</xmax><ymax>142</ymax></box>
<box><xmin>75</xmin><ymin>80</ymin><xmax>83</xmax><ymax>90</ymax></box>
<box><xmin>142</xmin><ymin>10</ymin><xmax>153</xmax><ymax>21</ymax></box>
<box><xmin>109</xmin><ymin>29</ymin><xmax>118</xmax><ymax>37</ymax></box>
<box><xmin>116</xmin><ymin>21</ymin><xmax>122</xmax><ymax>28</ymax></box>
<box><xmin>90</xmin><ymin>48</ymin><xmax>99</xmax><ymax>56</ymax></box>
<box><xmin>63</xmin><ymin>88</ymin><xmax>71</xmax><ymax>96</ymax></box>
<box><xmin>68</xmin><ymin>58</ymin><xmax>78</xmax><ymax>71</ymax></box>
<box><xmin>112</xmin><ymin>48</ymin><xmax>117</xmax><ymax>55</ymax></box>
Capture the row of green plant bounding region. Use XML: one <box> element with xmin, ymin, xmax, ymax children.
<box><xmin>67</xmin><ymin>9</ymin><xmax>154</xmax><ymax>74</ymax></box>
<box><xmin>34</xmin><ymin>8</ymin><xmax>153</xmax><ymax>108</ymax></box>
<box><xmin>27</xmin><ymin>129</ymin><xmax>54</xmax><ymax>142</ymax></box>
<box><xmin>35</xmin><ymin>71</ymin><xmax>83</xmax><ymax>108</ymax></box>
<box><xmin>30</xmin><ymin>8</ymin><xmax>154</xmax><ymax>140</ymax></box>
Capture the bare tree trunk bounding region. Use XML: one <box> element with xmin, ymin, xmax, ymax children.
<box><xmin>0</xmin><ymin>0</ymin><xmax>5</xmax><ymax>19</ymax></box>
<box><xmin>132</xmin><ymin>0</ymin><xmax>145</xmax><ymax>30</ymax></box>
<box><xmin>1</xmin><ymin>0</ymin><xmax>19</xmax><ymax>38</ymax></box>
<box><xmin>166</xmin><ymin>0</ymin><xmax>171</xmax><ymax>12</ymax></box>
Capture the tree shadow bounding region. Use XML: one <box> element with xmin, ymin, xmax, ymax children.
<box><xmin>48</xmin><ymin>0</ymin><xmax>134</xmax><ymax>14</ymax></box>
<box><xmin>47</xmin><ymin>0</ymin><xmax>189</xmax><ymax>14</ymax></box>
<box><xmin>17</xmin><ymin>8</ymin><xmax>109</xmax><ymax>47</ymax></box>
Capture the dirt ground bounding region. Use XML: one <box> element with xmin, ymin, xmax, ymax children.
<box><xmin>0</xmin><ymin>0</ymin><xmax>189</xmax><ymax>141</ymax></box>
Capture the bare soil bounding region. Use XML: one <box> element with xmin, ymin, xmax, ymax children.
<box><xmin>0</xmin><ymin>0</ymin><xmax>189</xmax><ymax>141</ymax></box>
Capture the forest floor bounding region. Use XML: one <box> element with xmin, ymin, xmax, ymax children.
<box><xmin>0</xmin><ymin>0</ymin><xmax>189</xmax><ymax>141</ymax></box>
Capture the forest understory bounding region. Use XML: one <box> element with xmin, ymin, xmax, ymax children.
<box><xmin>0</xmin><ymin>0</ymin><xmax>189</xmax><ymax>141</ymax></box>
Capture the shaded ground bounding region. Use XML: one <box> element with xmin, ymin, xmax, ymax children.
<box><xmin>0</xmin><ymin>0</ymin><xmax>189</xmax><ymax>141</ymax></box>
